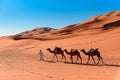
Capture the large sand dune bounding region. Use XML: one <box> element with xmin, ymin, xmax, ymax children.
<box><xmin>13</xmin><ymin>11</ymin><xmax>120</xmax><ymax>40</ymax></box>
<box><xmin>0</xmin><ymin>11</ymin><xmax>120</xmax><ymax>80</ymax></box>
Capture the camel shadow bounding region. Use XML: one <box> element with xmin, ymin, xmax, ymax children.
<box><xmin>64</xmin><ymin>62</ymin><xmax>120</xmax><ymax>67</ymax></box>
<box><xmin>45</xmin><ymin>60</ymin><xmax>57</xmax><ymax>63</ymax></box>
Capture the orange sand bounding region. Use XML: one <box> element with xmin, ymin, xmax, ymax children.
<box><xmin>0</xmin><ymin>27</ymin><xmax>120</xmax><ymax>80</ymax></box>
<box><xmin>0</xmin><ymin>11</ymin><xmax>120</xmax><ymax>80</ymax></box>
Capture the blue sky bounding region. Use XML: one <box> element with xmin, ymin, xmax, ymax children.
<box><xmin>0</xmin><ymin>0</ymin><xmax>120</xmax><ymax>36</ymax></box>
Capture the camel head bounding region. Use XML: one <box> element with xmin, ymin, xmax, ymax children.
<box><xmin>81</xmin><ymin>49</ymin><xmax>85</xmax><ymax>52</ymax></box>
<box><xmin>46</xmin><ymin>48</ymin><xmax>50</xmax><ymax>51</ymax></box>
<box><xmin>63</xmin><ymin>49</ymin><xmax>69</xmax><ymax>54</ymax></box>
<box><xmin>63</xmin><ymin>49</ymin><xmax>67</xmax><ymax>51</ymax></box>
<box><xmin>96</xmin><ymin>48</ymin><xmax>98</xmax><ymax>51</ymax></box>
<box><xmin>80</xmin><ymin>49</ymin><xmax>88</xmax><ymax>55</ymax></box>
<box><xmin>46</xmin><ymin>48</ymin><xmax>55</xmax><ymax>54</ymax></box>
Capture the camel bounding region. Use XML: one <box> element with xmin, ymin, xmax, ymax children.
<box><xmin>64</xmin><ymin>49</ymin><xmax>82</xmax><ymax>63</ymax></box>
<box><xmin>46</xmin><ymin>47</ymin><xmax>66</xmax><ymax>62</ymax></box>
<box><xmin>81</xmin><ymin>48</ymin><xmax>104</xmax><ymax>64</ymax></box>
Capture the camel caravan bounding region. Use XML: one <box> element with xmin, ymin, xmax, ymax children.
<box><xmin>46</xmin><ymin>47</ymin><xmax>104</xmax><ymax>64</ymax></box>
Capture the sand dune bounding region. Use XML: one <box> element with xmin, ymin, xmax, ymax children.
<box><xmin>0</xmin><ymin>11</ymin><xmax>120</xmax><ymax>80</ymax></box>
<box><xmin>0</xmin><ymin>28</ymin><xmax>120</xmax><ymax>80</ymax></box>
<box><xmin>13</xmin><ymin>10</ymin><xmax>120</xmax><ymax>40</ymax></box>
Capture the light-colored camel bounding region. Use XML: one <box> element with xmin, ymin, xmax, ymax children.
<box><xmin>64</xmin><ymin>49</ymin><xmax>82</xmax><ymax>63</ymax></box>
<box><xmin>46</xmin><ymin>47</ymin><xmax>66</xmax><ymax>62</ymax></box>
<box><xmin>81</xmin><ymin>48</ymin><xmax>104</xmax><ymax>64</ymax></box>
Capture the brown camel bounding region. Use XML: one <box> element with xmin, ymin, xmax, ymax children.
<box><xmin>64</xmin><ymin>49</ymin><xmax>82</xmax><ymax>63</ymax></box>
<box><xmin>81</xmin><ymin>48</ymin><xmax>104</xmax><ymax>64</ymax></box>
<box><xmin>46</xmin><ymin>47</ymin><xmax>66</xmax><ymax>62</ymax></box>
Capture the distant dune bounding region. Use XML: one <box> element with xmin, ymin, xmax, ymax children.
<box><xmin>13</xmin><ymin>10</ymin><xmax>120</xmax><ymax>40</ymax></box>
<box><xmin>13</xmin><ymin>27</ymin><xmax>57</xmax><ymax>40</ymax></box>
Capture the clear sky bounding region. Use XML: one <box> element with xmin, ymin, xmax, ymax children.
<box><xmin>0</xmin><ymin>0</ymin><xmax>120</xmax><ymax>36</ymax></box>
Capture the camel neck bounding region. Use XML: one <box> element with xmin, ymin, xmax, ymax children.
<box><xmin>48</xmin><ymin>49</ymin><xmax>53</xmax><ymax>53</ymax></box>
<box><xmin>82</xmin><ymin>50</ymin><xmax>88</xmax><ymax>55</ymax></box>
<box><xmin>64</xmin><ymin>50</ymin><xmax>70</xmax><ymax>54</ymax></box>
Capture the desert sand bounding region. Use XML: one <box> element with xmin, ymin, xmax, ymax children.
<box><xmin>0</xmin><ymin>11</ymin><xmax>120</xmax><ymax>80</ymax></box>
<box><xmin>0</xmin><ymin>28</ymin><xmax>120</xmax><ymax>80</ymax></box>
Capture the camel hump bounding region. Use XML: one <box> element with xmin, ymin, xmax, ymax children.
<box><xmin>71</xmin><ymin>49</ymin><xmax>78</xmax><ymax>52</ymax></box>
<box><xmin>90</xmin><ymin>48</ymin><xmax>99</xmax><ymax>52</ymax></box>
<box><xmin>54</xmin><ymin>47</ymin><xmax>62</xmax><ymax>52</ymax></box>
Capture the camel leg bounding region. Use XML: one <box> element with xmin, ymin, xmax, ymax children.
<box><xmin>87</xmin><ymin>55</ymin><xmax>90</xmax><ymax>64</ymax></box>
<box><xmin>100</xmin><ymin>56</ymin><xmax>104</xmax><ymax>63</ymax></box>
<box><xmin>91</xmin><ymin>56</ymin><xmax>96</xmax><ymax>64</ymax></box>
<box><xmin>79</xmin><ymin>56</ymin><xmax>82</xmax><ymax>64</ymax></box>
<box><xmin>61</xmin><ymin>55</ymin><xmax>64</xmax><ymax>62</ymax></box>
<box><xmin>55</xmin><ymin>55</ymin><xmax>59</xmax><ymax>62</ymax></box>
<box><xmin>70</xmin><ymin>56</ymin><xmax>73</xmax><ymax>63</ymax></box>
<box><xmin>76</xmin><ymin>56</ymin><xmax>79</xmax><ymax>63</ymax></box>
<box><xmin>76</xmin><ymin>56</ymin><xmax>82</xmax><ymax>64</ymax></box>
<box><xmin>97</xmin><ymin>57</ymin><xmax>100</xmax><ymax>64</ymax></box>
<box><xmin>63</xmin><ymin>55</ymin><xmax>66</xmax><ymax>62</ymax></box>
<box><xmin>61</xmin><ymin>54</ymin><xmax>66</xmax><ymax>62</ymax></box>
<box><xmin>52</xmin><ymin>54</ymin><xmax>56</xmax><ymax>61</ymax></box>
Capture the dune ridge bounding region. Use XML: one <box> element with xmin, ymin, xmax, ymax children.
<box><xmin>13</xmin><ymin>10</ymin><xmax>120</xmax><ymax>40</ymax></box>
